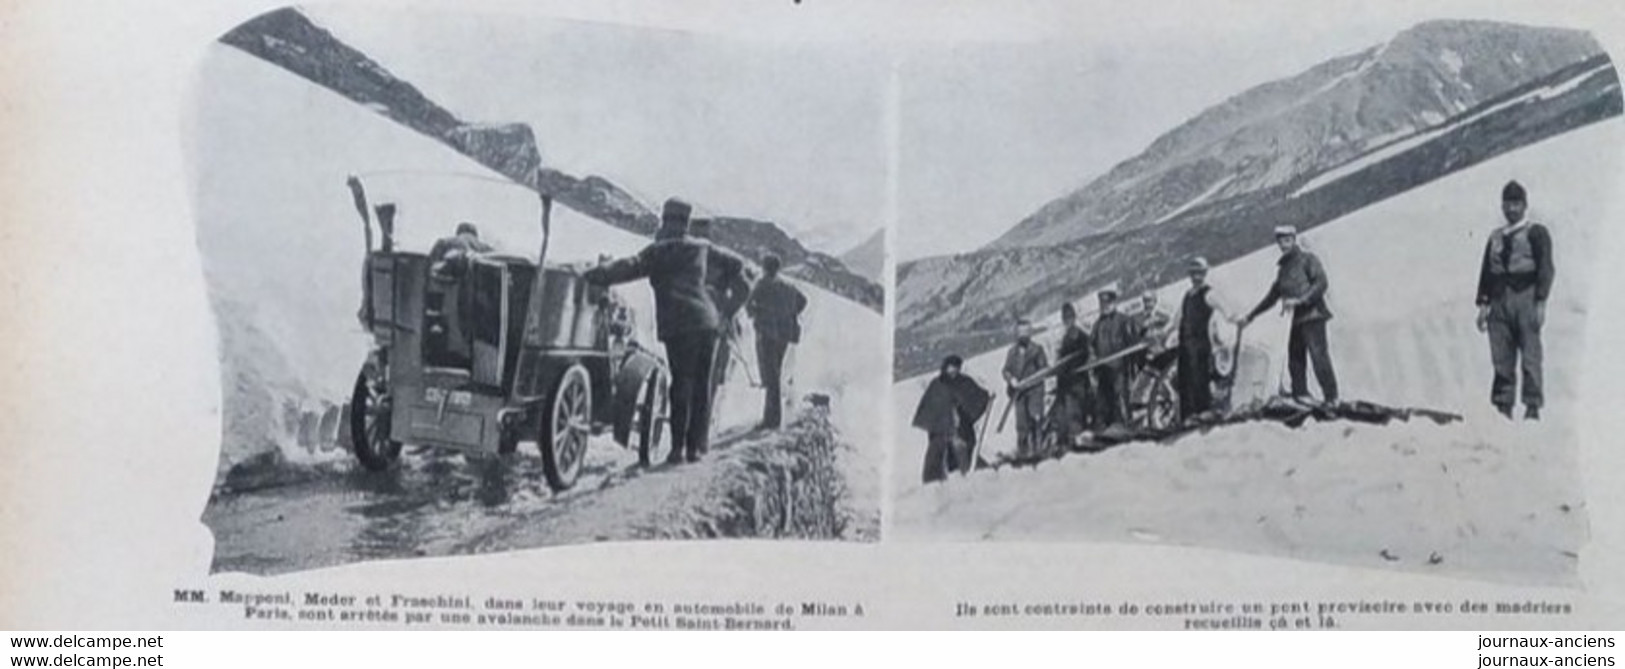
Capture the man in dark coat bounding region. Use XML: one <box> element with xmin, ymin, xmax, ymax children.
<box><xmin>1174</xmin><ymin>257</ymin><xmax>1238</xmax><ymax>421</ymax></box>
<box><xmin>585</xmin><ymin>199</ymin><xmax>748</xmax><ymax>464</ymax></box>
<box><xmin>1002</xmin><ymin>319</ymin><xmax>1049</xmax><ymax>458</ymax></box>
<box><xmin>689</xmin><ymin>217</ymin><xmax>754</xmax><ymax>425</ymax></box>
<box><xmin>745</xmin><ymin>253</ymin><xmax>808</xmax><ymax>429</ymax></box>
<box><xmin>424</xmin><ymin>222</ymin><xmax>495</xmax><ymax>367</ymax></box>
<box><xmin>1243</xmin><ymin>225</ymin><xmax>1338</xmax><ymax>404</ymax></box>
<box><xmin>913</xmin><ymin>355</ymin><xmax>992</xmax><ymax>483</ymax></box>
<box><xmin>1050</xmin><ymin>302</ymin><xmax>1093</xmax><ymax>442</ymax></box>
<box><xmin>1091</xmin><ymin>285</ymin><xmax>1143</xmax><ymax>428</ymax></box>
<box><xmin>1475</xmin><ymin>180</ymin><xmax>1555</xmax><ymax>420</ymax></box>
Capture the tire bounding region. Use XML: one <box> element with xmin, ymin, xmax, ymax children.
<box><xmin>631</xmin><ymin>366</ymin><xmax>670</xmax><ymax>465</ymax></box>
<box><xmin>1139</xmin><ymin>370</ymin><xmax>1179</xmax><ymax>431</ymax></box>
<box><xmin>539</xmin><ymin>364</ymin><xmax>592</xmax><ymax>491</ymax></box>
<box><xmin>349</xmin><ymin>364</ymin><xmax>403</xmax><ymax>471</ymax></box>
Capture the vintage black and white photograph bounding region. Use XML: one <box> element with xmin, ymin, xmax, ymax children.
<box><xmin>891</xmin><ymin>16</ymin><xmax>1622</xmax><ymax>585</ymax></box>
<box><xmin>194</xmin><ymin>6</ymin><xmax>887</xmax><ymax>574</ymax></box>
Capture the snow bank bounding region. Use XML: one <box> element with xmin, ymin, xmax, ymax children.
<box><xmin>891</xmin><ymin>118</ymin><xmax>1621</xmax><ymax>582</ymax></box>
<box><xmin>196</xmin><ymin>45</ymin><xmax>883</xmax><ymax>501</ymax></box>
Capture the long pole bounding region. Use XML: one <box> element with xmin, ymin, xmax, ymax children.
<box><xmin>345</xmin><ymin>176</ymin><xmax>375</xmax><ymax>330</ymax></box>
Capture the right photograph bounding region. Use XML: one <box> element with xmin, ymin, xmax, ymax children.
<box><xmin>890</xmin><ymin>17</ymin><xmax>1623</xmax><ymax>585</ymax></box>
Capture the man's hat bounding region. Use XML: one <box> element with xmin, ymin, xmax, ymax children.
<box><xmin>456</xmin><ymin>222</ymin><xmax>479</xmax><ymax>237</ymax></box>
<box><xmin>1273</xmin><ymin>225</ymin><xmax>1298</xmax><ymax>238</ymax></box>
<box><xmin>657</xmin><ymin>198</ymin><xmax>692</xmax><ymax>239</ymax></box>
<box><xmin>1187</xmin><ymin>256</ymin><xmax>1210</xmax><ymax>273</ymax></box>
<box><xmin>1097</xmin><ymin>282</ymin><xmax>1120</xmax><ymax>299</ymax></box>
<box><xmin>1060</xmin><ymin>302</ymin><xmax>1078</xmax><ymax>318</ymax></box>
<box><xmin>662</xmin><ymin>198</ymin><xmax>693</xmax><ymax>222</ymax></box>
<box><xmin>761</xmin><ymin>253</ymin><xmax>783</xmax><ymax>274</ymax></box>
<box><xmin>942</xmin><ymin>354</ymin><xmax>964</xmax><ymax>369</ymax></box>
<box><xmin>1503</xmin><ymin>180</ymin><xmax>1527</xmax><ymax>202</ymax></box>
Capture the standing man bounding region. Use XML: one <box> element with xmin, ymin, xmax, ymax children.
<box><xmin>1137</xmin><ymin>292</ymin><xmax>1175</xmax><ymax>350</ymax></box>
<box><xmin>913</xmin><ymin>355</ymin><xmax>992</xmax><ymax>483</ymax></box>
<box><xmin>1002</xmin><ymin>319</ymin><xmax>1049</xmax><ymax>458</ymax></box>
<box><xmin>689</xmin><ymin>217</ymin><xmax>754</xmax><ymax>426</ymax></box>
<box><xmin>1475</xmin><ymin>180</ymin><xmax>1555</xmax><ymax>420</ymax></box>
<box><xmin>425</xmin><ymin>222</ymin><xmax>496</xmax><ymax>367</ymax></box>
<box><xmin>1174</xmin><ymin>257</ymin><xmax>1237</xmax><ymax>421</ymax></box>
<box><xmin>1091</xmin><ymin>285</ymin><xmax>1143</xmax><ymax>428</ymax></box>
<box><xmin>745</xmin><ymin>253</ymin><xmax>808</xmax><ymax>430</ymax></box>
<box><xmin>585</xmin><ymin>199</ymin><xmax>748</xmax><ymax>465</ymax></box>
<box><xmin>1243</xmin><ymin>225</ymin><xmax>1338</xmax><ymax>405</ymax></box>
<box><xmin>1051</xmin><ymin>302</ymin><xmax>1094</xmax><ymax>442</ymax></box>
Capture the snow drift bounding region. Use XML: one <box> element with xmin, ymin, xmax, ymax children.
<box><xmin>194</xmin><ymin>45</ymin><xmax>882</xmax><ymax>516</ymax></box>
<box><xmin>891</xmin><ymin>118</ymin><xmax>1623</xmax><ymax>584</ymax></box>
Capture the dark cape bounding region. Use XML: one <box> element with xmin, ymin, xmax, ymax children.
<box><xmin>912</xmin><ymin>373</ymin><xmax>992</xmax><ymax>436</ymax></box>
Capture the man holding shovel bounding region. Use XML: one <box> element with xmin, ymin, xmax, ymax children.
<box><xmin>1242</xmin><ymin>225</ymin><xmax>1339</xmax><ymax>405</ymax></box>
<box><xmin>1002</xmin><ymin>319</ymin><xmax>1050</xmax><ymax>459</ymax></box>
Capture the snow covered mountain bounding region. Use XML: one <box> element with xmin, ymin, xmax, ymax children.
<box><xmin>896</xmin><ymin>20</ymin><xmax>1621</xmax><ymax>379</ymax></box>
<box><xmin>992</xmin><ymin>20</ymin><xmax>1604</xmax><ymax>248</ymax></box>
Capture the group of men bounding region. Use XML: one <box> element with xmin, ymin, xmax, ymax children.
<box><xmin>585</xmin><ymin>198</ymin><xmax>809</xmax><ymax>466</ymax></box>
<box><xmin>915</xmin><ymin>179</ymin><xmax>1554</xmax><ymax>482</ymax></box>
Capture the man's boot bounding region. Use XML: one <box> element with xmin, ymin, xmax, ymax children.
<box><xmin>1524</xmin><ymin>406</ymin><xmax>1541</xmax><ymax>421</ymax></box>
<box><xmin>1496</xmin><ymin>404</ymin><xmax>1513</xmax><ymax>419</ymax></box>
<box><xmin>665</xmin><ymin>444</ymin><xmax>686</xmax><ymax>466</ymax></box>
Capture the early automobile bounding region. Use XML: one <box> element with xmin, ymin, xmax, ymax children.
<box><xmin>343</xmin><ymin>175</ymin><xmax>669</xmax><ymax>491</ymax></box>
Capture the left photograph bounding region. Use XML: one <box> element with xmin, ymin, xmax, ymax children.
<box><xmin>194</xmin><ymin>6</ymin><xmax>887</xmax><ymax>575</ymax></box>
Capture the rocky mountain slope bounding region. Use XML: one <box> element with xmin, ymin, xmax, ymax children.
<box><xmin>896</xmin><ymin>20</ymin><xmax>1620</xmax><ymax>378</ymax></box>
<box><xmin>220</xmin><ymin>7</ymin><xmax>882</xmax><ymax>312</ymax></box>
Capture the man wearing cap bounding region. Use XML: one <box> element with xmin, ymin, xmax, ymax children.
<box><xmin>1475</xmin><ymin>180</ymin><xmax>1555</xmax><ymax>420</ymax></box>
<box><xmin>1051</xmin><ymin>302</ymin><xmax>1094</xmax><ymax>441</ymax></box>
<box><xmin>1174</xmin><ymin>257</ymin><xmax>1238</xmax><ymax>421</ymax></box>
<box><xmin>1091</xmin><ymin>285</ymin><xmax>1144</xmax><ymax>428</ymax></box>
<box><xmin>746</xmin><ymin>253</ymin><xmax>808</xmax><ymax>430</ymax></box>
<box><xmin>689</xmin><ymin>217</ymin><xmax>754</xmax><ymax>426</ymax></box>
<box><xmin>913</xmin><ymin>355</ymin><xmax>992</xmax><ymax>483</ymax></box>
<box><xmin>425</xmin><ymin>222</ymin><xmax>496</xmax><ymax>367</ymax></box>
<box><xmin>1243</xmin><ymin>225</ymin><xmax>1339</xmax><ymax>404</ymax></box>
<box><xmin>1002</xmin><ymin>318</ymin><xmax>1050</xmax><ymax>458</ymax></box>
<box><xmin>585</xmin><ymin>198</ymin><xmax>748</xmax><ymax>465</ymax></box>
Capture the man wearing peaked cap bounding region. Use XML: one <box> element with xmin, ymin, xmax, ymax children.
<box><xmin>585</xmin><ymin>196</ymin><xmax>748</xmax><ymax>465</ymax></box>
<box><xmin>1244</xmin><ymin>223</ymin><xmax>1340</xmax><ymax>404</ymax></box>
<box><xmin>656</xmin><ymin>198</ymin><xmax>693</xmax><ymax>239</ymax></box>
<box><xmin>1091</xmin><ymin>282</ymin><xmax>1142</xmax><ymax>428</ymax></box>
<box><xmin>1475</xmin><ymin>179</ymin><xmax>1554</xmax><ymax>420</ymax></box>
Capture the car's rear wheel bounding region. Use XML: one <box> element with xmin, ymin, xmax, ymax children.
<box><xmin>350</xmin><ymin>362</ymin><xmax>403</xmax><ymax>471</ymax></box>
<box><xmin>540</xmin><ymin>364</ymin><xmax>592</xmax><ymax>491</ymax></box>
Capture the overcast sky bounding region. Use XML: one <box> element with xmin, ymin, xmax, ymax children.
<box><xmin>303</xmin><ymin>2</ymin><xmax>1607</xmax><ymax>261</ymax></box>
<box><xmin>306</xmin><ymin>5</ymin><xmax>889</xmax><ymax>254</ymax></box>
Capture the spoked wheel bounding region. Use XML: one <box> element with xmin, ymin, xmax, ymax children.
<box><xmin>631</xmin><ymin>365</ymin><xmax>670</xmax><ymax>465</ymax></box>
<box><xmin>539</xmin><ymin>364</ymin><xmax>592</xmax><ymax>491</ymax></box>
<box><xmin>349</xmin><ymin>361</ymin><xmax>403</xmax><ymax>471</ymax></box>
<box><xmin>1132</xmin><ymin>369</ymin><xmax>1179</xmax><ymax>431</ymax></box>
